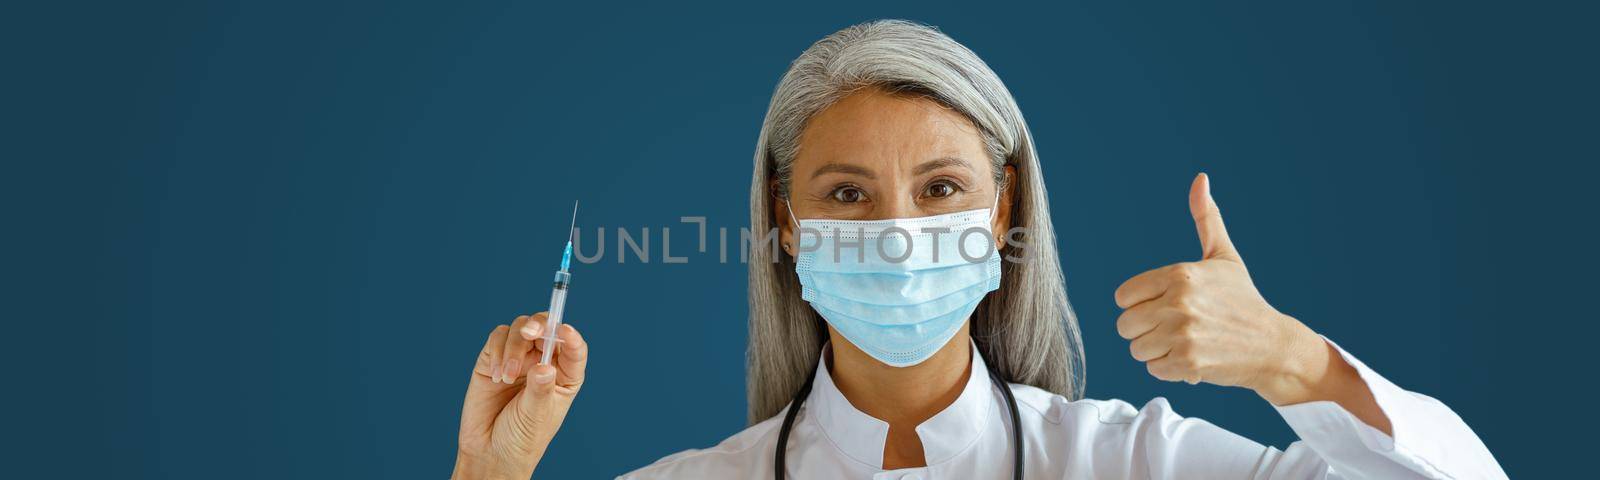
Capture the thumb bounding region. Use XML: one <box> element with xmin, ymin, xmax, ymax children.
<box><xmin>503</xmin><ymin>364</ymin><xmax>567</xmax><ymax>446</ymax></box>
<box><xmin>518</xmin><ymin>364</ymin><xmax>560</xmax><ymax>409</ymax></box>
<box><xmin>1189</xmin><ymin>173</ymin><xmax>1241</xmax><ymax>262</ymax></box>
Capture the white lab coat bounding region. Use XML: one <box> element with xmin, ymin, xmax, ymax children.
<box><xmin>620</xmin><ymin>340</ymin><xmax>1504</xmax><ymax>479</ymax></box>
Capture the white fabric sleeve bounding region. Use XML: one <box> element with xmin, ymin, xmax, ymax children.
<box><xmin>1270</xmin><ymin>338</ymin><xmax>1506</xmax><ymax>479</ymax></box>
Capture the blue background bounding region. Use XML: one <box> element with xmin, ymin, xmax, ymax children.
<box><xmin>4</xmin><ymin>1</ymin><xmax>1595</xmax><ymax>478</ymax></box>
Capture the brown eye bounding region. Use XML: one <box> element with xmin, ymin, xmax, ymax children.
<box><xmin>831</xmin><ymin>187</ymin><xmax>865</xmax><ymax>203</ymax></box>
<box><xmin>926</xmin><ymin>181</ymin><xmax>957</xmax><ymax>198</ymax></box>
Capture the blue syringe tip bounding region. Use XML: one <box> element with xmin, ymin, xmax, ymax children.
<box><xmin>560</xmin><ymin>241</ymin><xmax>573</xmax><ymax>271</ymax></box>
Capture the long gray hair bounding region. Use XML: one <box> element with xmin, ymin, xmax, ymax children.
<box><xmin>746</xmin><ymin>19</ymin><xmax>1084</xmax><ymax>424</ymax></box>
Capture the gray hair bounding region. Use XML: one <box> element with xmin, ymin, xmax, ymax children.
<box><xmin>746</xmin><ymin>19</ymin><xmax>1084</xmax><ymax>424</ymax></box>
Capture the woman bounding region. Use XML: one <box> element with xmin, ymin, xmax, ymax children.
<box><xmin>451</xmin><ymin>20</ymin><xmax>1504</xmax><ymax>479</ymax></box>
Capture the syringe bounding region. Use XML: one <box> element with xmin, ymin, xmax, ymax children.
<box><xmin>539</xmin><ymin>201</ymin><xmax>578</xmax><ymax>366</ymax></box>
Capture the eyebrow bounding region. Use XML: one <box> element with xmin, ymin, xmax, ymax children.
<box><xmin>913</xmin><ymin>156</ymin><xmax>973</xmax><ymax>176</ymax></box>
<box><xmin>808</xmin><ymin>156</ymin><xmax>974</xmax><ymax>180</ymax></box>
<box><xmin>810</xmin><ymin>163</ymin><xmax>875</xmax><ymax>180</ymax></box>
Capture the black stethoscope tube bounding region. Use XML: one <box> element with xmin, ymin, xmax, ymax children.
<box><xmin>774</xmin><ymin>361</ymin><xmax>1025</xmax><ymax>479</ymax></box>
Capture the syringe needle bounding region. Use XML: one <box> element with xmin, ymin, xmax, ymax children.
<box><xmin>568</xmin><ymin>201</ymin><xmax>579</xmax><ymax>243</ymax></box>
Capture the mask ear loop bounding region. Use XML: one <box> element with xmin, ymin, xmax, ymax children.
<box><xmin>784</xmin><ymin>199</ymin><xmax>801</xmax><ymax>230</ymax></box>
<box><xmin>783</xmin><ymin>199</ymin><xmax>801</xmax><ymax>256</ymax></box>
<box><xmin>984</xmin><ymin>191</ymin><xmax>1003</xmax><ymax>255</ymax></box>
<box><xmin>988</xmin><ymin>168</ymin><xmax>1009</xmax><ymax>248</ymax></box>
<box><xmin>987</xmin><ymin>191</ymin><xmax>1001</xmax><ymax>223</ymax></box>
<box><xmin>985</xmin><ymin>163</ymin><xmax>1013</xmax><ymax>224</ymax></box>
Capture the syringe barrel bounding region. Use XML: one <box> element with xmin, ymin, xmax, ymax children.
<box><xmin>540</xmin><ymin>277</ymin><xmax>569</xmax><ymax>366</ymax></box>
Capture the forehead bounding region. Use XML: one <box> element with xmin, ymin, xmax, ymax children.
<box><xmin>794</xmin><ymin>89</ymin><xmax>986</xmax><ymax>170</ymax></box>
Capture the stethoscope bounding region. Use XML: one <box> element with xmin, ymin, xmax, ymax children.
<box><xmin>773</xmin><ymin>359</ymin><xmax>1025</xmax><ymax>479</ymax></box>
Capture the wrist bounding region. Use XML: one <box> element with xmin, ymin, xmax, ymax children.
<box><xmin>452</xmin><ymin>450</ymin><xmax>531</xmax><ymax>480</ymax></box>
<box><xmin>1253</xmin><ymin>318</ymin><xmax>1330</xmax><ymax>406</ymax></box>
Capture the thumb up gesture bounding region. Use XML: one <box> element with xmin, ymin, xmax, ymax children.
<box><xmin>1113</xmin><ymin>174</ymin><xmax>1328</xmax><ymax>405</ymax></box>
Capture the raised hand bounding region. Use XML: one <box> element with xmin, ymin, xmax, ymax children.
<box><xmin>1112</xmin><ymin>174</ymin><xmax>1365</xmax><ymax>408</ymax></box>
<box><xmin>453</xmin><ymin>313</ymin><xmax>589</xmax><ymax>480</ymax></box>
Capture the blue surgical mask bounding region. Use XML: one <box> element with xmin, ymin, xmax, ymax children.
<box><xmin>787</xmin><ymin>200</ymin><xmax>1002</xmax><ymax>367</ymax></box>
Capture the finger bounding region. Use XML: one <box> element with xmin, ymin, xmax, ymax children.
<box><xmin>461</xmin><ymin>325</ymin><xmax>516</xmax><ymax>436</ymax></box>
<box><xmin>1189</xmin><ymin>173</ymin><xmax>1241</xmax><ymax>262</ymax></box>
<box><xmin>1115</xmin><ymin>264</ymin><xmax>1177</xmax><ymax>309</ymax></box>
<box><xmin>520</xmin><ymin>312</ymin><xmax>546</xmax><ymax>341</ymax></box>
<box><xmin>476</xmin><ymin>323</ymin><xmax>508</xmax><ymax>385</ymax></box>
<box><xmin>499</xmin><ymin>314</ymin><xmax>539</xmax><ymax>383</ymax></box>
<box><xmin>526</xmin><ymin>315</ymin><xmax>553</xmax><ymax>365</ymax></box>
<box><xmin>475</xmin><ymin>324</ymin><xmax>511</xmax><ymax>385</ymax></box>
<box><xmin>1115</xmin><ymin>302</ymin><xmax>1163</xmax><ymax>340</ymax></box>
<box><xmin>1128</xmin><ymin>320</ymin><xmax>1180</xmax><ymax>362</ymax></box>
<box><xmin>553</xmin><ymin>324</ymin><xmax>588</xmax><ymax>387</ymax></box>
<box><xmin>1145</xmin><ymin>355</ymin><xmax>1190</xmax><ymax>383</ymax></box>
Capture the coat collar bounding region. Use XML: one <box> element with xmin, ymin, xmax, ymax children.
<box><xmin>807</xmin><ymin>341</ymin><xmax>996</xmax><ymax>469</ymax></box>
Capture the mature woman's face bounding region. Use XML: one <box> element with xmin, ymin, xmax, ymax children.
<box><xmin>777</xmin><ymin>88</ymin><xmax>1014</xmax><ymax>249</ymax></box>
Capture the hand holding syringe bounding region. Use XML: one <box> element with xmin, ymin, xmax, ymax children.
<box><xmin>459</xmin><ymin>202</ymin><xmax>590</xmax><ymax>480</ymax></box>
